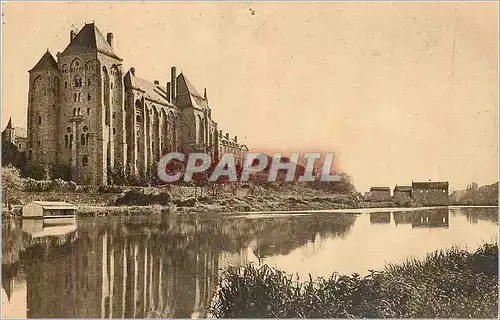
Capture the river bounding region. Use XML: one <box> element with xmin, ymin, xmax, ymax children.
<box><xmin>1</xmin><ymin>206</ymin><xmax>498</xmax><ymax>318</ymax></box>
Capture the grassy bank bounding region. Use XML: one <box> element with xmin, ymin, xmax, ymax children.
<box><xmin>208</xmin><ymin>243</ymin><xmax>498</xmax><ymax>318</ymax></box>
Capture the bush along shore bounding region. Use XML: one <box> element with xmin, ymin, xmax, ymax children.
<box><xmin>3</xmin><ymin>164</ymin><xmax>415</xmax><ymax>218</ymax></box>
<box><xmin>207</xmin><ymin>243</ymin><xmax>498</xmax><ymax>318</ymax></box>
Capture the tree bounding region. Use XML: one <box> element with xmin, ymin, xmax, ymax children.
<box><xmin>2</xmin><ymin>165</ymin><xmax>23</xmax><ymax>210</ymax></box>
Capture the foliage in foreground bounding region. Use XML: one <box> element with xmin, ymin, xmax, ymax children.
<box><xmin>208</xmin><ymin>243</ymin><xmax>498</xmax><ymax>318</ymax></box>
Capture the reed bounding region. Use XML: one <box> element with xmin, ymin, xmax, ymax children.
<box><xmin>208</xmin><ymin>243</ymin><xmax>498</xmax><ymax>318</ymax></box>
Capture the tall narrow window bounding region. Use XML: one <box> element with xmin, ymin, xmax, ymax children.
<box><xmin>87</xmin><ymin>93</ymin><xmax>91</xmax><ymax>101</ymax></box>
<box><xmin>85</xmin><ymin>133</ymin><xmax>89</xmax><ymax>145</ymax></box>
<box><xmin>38</xmin><ymin>116</ymin><xmax>41</xmax><ymax>125</ymax></box>
<box><xmin>81</xmin><ymin>134</ymin><xmax>86</xmax><ymax>146</ymax></box>
<box><xmin>43</xmin><ymin>90</ymin><xmax>47</xmax><ymax>96</ymax></box>
<box><xmin>87</xmin><ymin>108</ymin><xmax>91</xmax><ymax>115</ymax></box>
<box><xmin>65</xmin><ymin>135</ymin><xmax>69</xmax><ymax>148</ymax></box>
<box><xmin>87</xmin><ymin>79</ymin><xmax>91</xmax><ymax>86</ymax></box>
<box><xmin>78</xmin><ymin>93</ymin><xmax>81</xmax><ymax>102</ymax></box>
<box><xmin>82</xmin><ymin>156</ymin><xmax>88</xmax><ymax>166</ymax></box>
<box><xmin>69</xmin><ymin>134</ymin><xmax>73</xmax><ymax>149</ymax></box>
<box><xmin>73</xmin><ymin>108</ymin><xmax>77</xmax><ymax>115</ymax></box>
<box><xmin>77</xmin><ymin>108</ymin><xmax>81</xmax><ymax>115</ymax></box>
<box><xmin>64</xmin><ymin>81</ymin><xmax>68</xmax><ymax>89</ymax></box>
<box><xmin>74</xmin><ymin>93</ymin><xmax>77</xmax><ymax>102</ymax></box>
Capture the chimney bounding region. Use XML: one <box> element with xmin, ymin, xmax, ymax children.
<box><xmin>234</xmin><ymin>136</ymin><xmax>238</xmax><ymax>143</ymax></box>
<box><xmin>219</xmin><ymin>130</ymin><xmax>223</xmax><ymax>137</ymax></box>
<box><xmin>106</xmin><ymin>32</ymin><xmax>114</xmax><ymax>48</ymax></box>
<box><xmin>154</xmin><ymin>80</ymin><xmax>159</xmax><ymax>85</ymax></box>
<box><xmin>225</xmin><ymin>133</ymin><xmax>229</xmax><ymax>139</ymax></box>
<box><xmin>170</xmin><ymin>66</ymin><xmax>177</xmax><ymax>103</ymax></box>
<box><xmin>70</xmin><ymin>30</ymin><xmax>77</xmax><ymax>41</ymax></box>
<box><xmin>166</xmin><ymin>82</ymin><xmax>171</xmax><ymax>102</ymax></box>
<box><xmin>130</xmin><ymin>67</ymin><xmax>135</xmax><ymax>76</ymax></box>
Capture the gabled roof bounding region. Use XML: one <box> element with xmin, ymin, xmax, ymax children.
<box><xmin>29</xmin><ymin>50</ymin><xmax>58</xmax><ymax>72</ymax></box>
<box><xmin>176</xmin><ymin>73</ymin><xmax>209</xmax><ymax>109</ymax></box>
<box><xmin>124</xmin><ymin>70</ymin><xmax>173</xmax><ymax>107</ymax></box>
<box><xmin>370</xmin><ymin>186</ymin><xmax>391</xmax><ymax>191</ymax></box>
<box><xmin>412</xmin><ymin>181</ymin><xmax>449</xmax><ymax>190</ymax></box>
<box><xmin>394</xmin><ymin>185</ymin><xmax>412</xmax><ymax>192</ymax></box>
<box><xmin>61</xmin><ymin>23</ymin><xmax>121</xmax><ymax>61</ymax></box>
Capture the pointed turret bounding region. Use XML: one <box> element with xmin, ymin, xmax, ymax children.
<box><xmin>204</xmin><ymin>87</ymin><xmax>207</xmax><ymax>100</ymax></box>
<box><xmin>29</xmin><ymin>50</ymin><xmax>58</xmax><ymax>72</ymax></box>
<box><xmin>5</xmin><ymin>117</ymin><xmax>13</xmax><ymax>129</ymax></box>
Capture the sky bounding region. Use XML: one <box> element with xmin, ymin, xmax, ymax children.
<box><xmin>1</xmin><ymin>1</ymin><xmax>498</xmax><ymax>192</ymax></box>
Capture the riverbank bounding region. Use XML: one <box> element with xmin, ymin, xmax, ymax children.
<box><xmin>4</xmin><ymin>184</ymin><xmax>405</xmax><ymax>218</ymax></box>
<box><xmin>207</xmin><ymin>243</ymin><xmax>498</xmax><ymax>318</ymax></box>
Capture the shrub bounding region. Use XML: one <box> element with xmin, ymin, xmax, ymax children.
<box><xmin>22</xmin><ymin>164</ymin><xmax>47</xmax><ymax>181</ymax></box>
<box><xmin>208</xmin><ymin>243</ymin><xmax>498</xmax><ymax>318</ymax></box>
<box><xmin>115</xmin><ymin>188</ymin><xmax>173</xmax><ymax>206</ymax></box>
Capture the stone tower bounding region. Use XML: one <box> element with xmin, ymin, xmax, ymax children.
<box><xmin>28</xmin><ymin>50</ymin><xmax>60</xmax><ymax>165</ymax></box>
<box><xmin>55</xmin><ymin>23</ymin><xmax>124</xmax><ymax>185</ymax></box>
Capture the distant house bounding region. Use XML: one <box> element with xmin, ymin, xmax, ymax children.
<box><xmin>369</xmin><ymin>187</ymin><xmax>391</xmax><ymax>201</ymax></box>
<box><xmin>393</xmin><ymin>185</ymin><xmax>412</xmax><ymax>204</ymax></box>
<box><xmin>411</xmin><ymin>181</ymin><xmax>449</xmax><ymax>206</ymax></box>
<box><xmin>2</xmin><ymin>118</ymin><xmax>27</xmax><ymax>152</ymax></box>
<box><xmin>22</xmin><ymin>201</ymin><xmax>77</xmax><ymax>219</ymax></box>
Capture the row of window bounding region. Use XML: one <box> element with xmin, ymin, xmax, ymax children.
<box><xmin>64</xmin><ymin>133</ymin><xmax>90</xmax><ymax>148</ymax></box>
<box><xmin>73</xmin><ymin>107</ymin><xmax>91</xmax><ymax>116</ymax></box>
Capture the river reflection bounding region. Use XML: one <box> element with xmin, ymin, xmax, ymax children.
<box><xmin>2</xmin><ymin>207</ymin><xmax>498</xmax><ymax>318</ymax></box>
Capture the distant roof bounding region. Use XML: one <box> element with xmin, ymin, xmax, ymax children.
<box><xmin>30</xmin><ymin>201</ymin><xmax>77</xmax><ymax>209</ymax></box>
<box><xmin>124</xmin><ymin>70</ymin><xmax>173</xmax><ymax>107</ymax></box>
<box><xmin>394</xmin><ymin>185</ymin><xmax>412</xmax><ymax>192</ymax></box>
<box><xmin>370</xmin><ymin>187</ymin><xmax>390</xmax><ymax>191</ymax></box>
<box><xmin>29</xmin><ymin>50</ymin><xmax>58</xmax><ymax>72</ymax></box>
<box><xmin>14</xmin><ymin>127</ymin><xmax>27</xmax><ymax>139</ymax></box>
<box><xmin>412</xmin><ymin>182</ymin><xmax>449</xmax><ymax>190</ymax></box>
<box><xmin>61</xmin><ymin>23</ymin><xmax>122</xmax><ymax>60</ymax></box>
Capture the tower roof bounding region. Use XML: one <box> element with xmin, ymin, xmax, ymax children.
<box><xmin>61</xmin><ymin>23</ymin><xmax>122</xmax><ymax>61</ymax></box>
<box><xmin>29</xmin><ymin>50</ymin><xmax>58</xmax><ymax>72</ymax></box>
<box><xmin>5</xmin><ymin>117</ymin><xmax>13</xmax><ymax>129</ymax></box>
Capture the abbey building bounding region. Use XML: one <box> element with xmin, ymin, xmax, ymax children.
<box><xmin>27</xmin><ymin>23</ymin><xmax>248</xmax><ymax>185</ymax></box>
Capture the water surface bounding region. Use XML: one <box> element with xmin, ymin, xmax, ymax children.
<box><xmin>2</xmin><ymin>207</ymin><xmax>497</xmax><ymax>318</ymax></box>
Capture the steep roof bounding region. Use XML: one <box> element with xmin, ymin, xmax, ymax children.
<box><xmin>61</xmin><ymin>23</ymin><xmax>122</xmax><ymax>60</ymax></box>
<box><xmin>177</xmin><ymin>73</ymin><xmax>209</xmax><ymax>109</ymax></box>
<box><xmin>394</xmin><ymin>185</ymin><xmax>412</xmax><ymax>192</ymax></box>
<box><xmin>5</xmin><ymin>117</ymin><xmax>13</xmax><ymax>129</ymax></box>
<box><xmin>29</xmin><ymin>50</ymin><xmax>58</xmax><ymax>72</ymax></box>
<box><xmin>123</xmin><ymin>70</ymin><xmax>173</xmax><ymax>107</ymax></box>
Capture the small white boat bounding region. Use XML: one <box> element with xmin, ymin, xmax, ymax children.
<box><xmin>22</xmin><ymin>201</ymin><xmax>77</xmax><ymax>221</ymax></box>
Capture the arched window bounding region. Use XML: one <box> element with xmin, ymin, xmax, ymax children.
<box><xmin>136</xmin><ymin>115</ymin><xmax>142</xmax><ymax>123</ymax></box>
<box><xmin>66</xmin><ymin>127</ymin><xmax>71</xmax><ymax>133</ymax></box>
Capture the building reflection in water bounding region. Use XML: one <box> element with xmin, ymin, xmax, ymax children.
<box><xmin>369</xmin><ymin>212</ymin><xmax>391</xmax><ymax>224</ymax></box>
<box><xmin>3</xmin><ymin>214</ymin><xmax>357</xmax><ymax>318</ymax></box>
<box><xmin>392</xmin><ymin>209</ymin><xmax>449</xmax><ymax>229</ymax></box>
